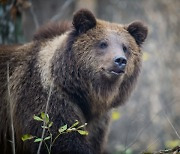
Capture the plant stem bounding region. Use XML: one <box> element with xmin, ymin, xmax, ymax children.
<box><xmin>51</xmin><ymin>132</ymin><xmax>62</xmax><ymax>146</ymax></box>
<box><xmin>43</xmin><ymin>140</ymin><xmax>50</xmax><ymax>154</ymax></box>
<box><xmin>47</xmin><ymin>128</ymin><xmax>53</xmax><ymax>153</ymax></box>
<box><xmin>37</xmin><ymin>82</ymin><xmax>53</xmax><ymax>154</ymax></box>
<box><xmin>7</xmin><ymin>62</ymin><xmax>16</xmax><ymax>154</ymax></box>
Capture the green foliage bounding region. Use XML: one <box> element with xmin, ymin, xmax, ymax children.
<box><xmin>77</xmin><ymin>130</ymin><xmax>89</xmax><ymax>135</ymax></box>
<box><xmin>21</xmin><ymin>134</ymin><xmax>34</xmax><ymax>141</ymax></box>
<box><xmin>58</xmin><ymin>124</ymin><xmax>67</xmax><ymax>133</ymax></box>
<box><xmin>33</xmin><ymin>115</ymin><xmax>43</xmax><ymax>121</ymax></box>
<box><xmin>22</xmin><ymin>112</ymin><xmax>88</xmax><ymax>154</ymax></box>
<box><xmin>44</xmin><ymin>136</ymin><xmax>51</xmax><ymax>141</ymax></box>
<box><xmin>34</xmin><ymin>138</ymin><xmax>43</xmax><ymax>143</ymax></box>
<box><xmin>41</xmin><ymin>112</ymin><xmax>49</xmax><ymax>123</ymax></box>
<box><xmin>48</xmin><ymin>122</ymin><xmax>53</xmax><ymax>128</ymax></box>
<box><xmin>165</xmin><ymin>140</ymin><xmax>180</xmax><ymax>149</ymax></box>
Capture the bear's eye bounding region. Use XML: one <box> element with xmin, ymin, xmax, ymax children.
<box><xmin>99</xmin><ymin>41</ymin><xmax>108</xmax><ymax>49</ymax></box>
<box><xmin>123</xmin><ymin>44</ymin><xmax>128</xmax><ymax>53</ymax></box>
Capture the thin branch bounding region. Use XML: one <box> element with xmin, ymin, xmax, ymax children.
<box><xmin>125</xmin><ymin>115</ymin><xmax>156</xmax><ymax>150</ymax></box>
<box><xmin>43</xmin><ymin>140</ymin><xmax>50</xmax><ymax>154</ymax></box>
<box><xmin>123</xmin><ymin>103</ymin><xmax>148</xmax><ymax>152</ymax></box>
<box><xmin>7</xmin><ymin>62</ymin><xmax>16</xmax><ymax>154</ymax></box>
<box><xmin>163</xmin><ymin>112</ymin><xmax>180</xmax><ymax>140</ymax></box>
<box><xmin>142</xmin><ymin>146</ymin><xmax>180</xmax><ymax>154</ymax></box>
<box><xmin>28</xmin><ymin>0</ymin><xmax>39</xmax><ymax>30</ymax></box>
<box><xmin>37</xmin><ymin>82</ymin><xmax>53</xmax><ymax>154</ymax></box>
<box><xmin>140</xmin><ymin>137</ymin><xmax>160</xmax><ymax>153</ymax></box>
<box><xmin>124</xmin><ymin>101</ymin><xmax>178</xmax><ymax>151</ymax></box>
<box><xmin>50</xmin><ymin>0</ymin><xmax>74</xmax><ymax>22</ymax></box>
<box><xmin>124</xmin><ymin>120</ymin><xmax>133</xmax><ymax>151</ymax></box>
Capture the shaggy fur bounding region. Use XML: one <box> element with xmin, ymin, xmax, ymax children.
<box><xmin>0</xmin><ymin>9</ymin><xmax>148</xmax><ymax>154</ymax></box>
<box><xmin>33</xmin><ymin>21</ymin><xmax>71</xmax><ymax>41</ymax></box>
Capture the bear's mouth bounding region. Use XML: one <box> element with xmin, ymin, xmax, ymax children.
<box><xmin>109</xmin><ymin>70</ymin><xmax>124</xmax><ymax>75</ymax></box>
<box><xmin>108</xmin><ymin>64</ymin><xmax>126</xmax><ymax>76</ymax></box>
<box><xmin>101</xmin><ymin>67</ymin><xmax>125</xmax><ymax>76</ymax></box>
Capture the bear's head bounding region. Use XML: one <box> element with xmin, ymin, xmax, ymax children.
<box><xmin>53</xmin><ymin>9</ymin><xmax>148</xmax><ymax>117</ymax></box>
<box><xmin>70</xmin><ymin>9</ymin><xmax>147</xmax><ymax>82</ymax></box>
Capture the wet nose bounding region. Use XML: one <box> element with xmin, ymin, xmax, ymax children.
<box><xmin>114</xmin><ymin>57</ymin><xmax>127</xmax><ymax>71</ymax></box>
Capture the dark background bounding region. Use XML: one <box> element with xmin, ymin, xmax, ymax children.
<box><xmin>0</xmin><ymin>0</ymin><xmax>180</xmax><ymax>153</ymax></box>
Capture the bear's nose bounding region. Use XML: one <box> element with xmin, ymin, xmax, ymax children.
<box><xmin>114</xmin><ymin>56</ymin><xmax>127</xmax><ymax>71</ymax></box>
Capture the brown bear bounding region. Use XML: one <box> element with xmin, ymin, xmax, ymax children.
<box><xmin>0</xmin><ymin>9</ymin><xmax>148</xmax><ymax>154</ymax></box>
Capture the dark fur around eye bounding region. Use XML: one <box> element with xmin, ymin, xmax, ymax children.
<box><xmin>123</xmin><ymin>44</ymin><xmax>128</xmax><ymax>53</ymax></box>
<box><xmin>99</xmin><ymin>41</ymin><xmax>108</xmax><ymax>49</ymax></box>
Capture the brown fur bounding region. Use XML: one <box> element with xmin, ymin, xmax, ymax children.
<box><xmin>0</xmin><ymin>9</ymin><xmax>148</xmax><ymax>154</ymax></box>
<box><xmin>33</xmin><ymin>21</ymin><xmax>71</xmax><ymax>41</ymax></box>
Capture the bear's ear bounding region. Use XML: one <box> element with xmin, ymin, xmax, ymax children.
<box><xmin>126</xmin><ymin>21</ymin><xmax>148</xmax><ymax>46</ymax></box>
<box><xmin>73</xmin><ymin>9</ymin><xmax>96</xmax><ymax>34</ymax></box>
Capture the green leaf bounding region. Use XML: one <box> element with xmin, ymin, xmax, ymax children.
<box><xmin>58</xmin><ymin>124</ymin><xmax>67</xmax><ymax>133</ymax></box>
<box><xmin>41</xmin><ymin>112</ymin><xmax>49</xmax><ymax>123</ymax></box>
<box><xmin>41</xmin><ymin>112</ymin><xmax>46</xmax><ymax>119</ymax></box>
<box><xmin>77</xmin><ymin>123</ymin><xmax>87</xmax><ymax>129</ymax></box>
<box><xmin>66</xmin><ymin>128</ymin><xmax>76</xmax><ymax>133</ymax></box>
<box><xmin>77</xmin><ymin>130</ymin><xmax>88</xmax><ymax>136</ymax></box>
<box><xmin>33</xmin><ymin>115</ymin><xmax>43</xmax><ymax>121</ymax></box>
<box><xmin>21</xmin><ymin>134</ymin><xmax>34</xmax><ymax>141</ymax></box>
<box><xmin>48</xmin><ymin>122</ymin><xmax>53</xmax><ymax>128</ymax></box>
<box><xmin>70</xmin><ymin>120</ymin><xmax>79</xmax><ymax>128</ymax></box>
<box><xmin>44</xmin><ymin>136</ymin><xmax>51</xmax><ymax>141</ymax></box>
<box><xmin>41</xmin><ymin>126</ymin><xmax>48</xmax><ymax>129</ymax></box>
<box><xmin>34</xmin><ymin>138</ymin><xmax>43</xmax><ymax>142</ymax></box>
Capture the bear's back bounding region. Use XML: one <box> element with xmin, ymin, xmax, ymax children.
<box><xmin>33</xmin><ymin>21</ymin><xmax>71</xmax><ymax>41</ymax></box>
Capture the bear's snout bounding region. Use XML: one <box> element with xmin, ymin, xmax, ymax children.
<box><xmin>102</xmin><ymin>56</ymin><xmax>127</xmax><ymax>76</ymax></box>
<box><xmin>111</xmin><ymin>56</ymin><xmax>127</xmax><ymax>75</ymax></box>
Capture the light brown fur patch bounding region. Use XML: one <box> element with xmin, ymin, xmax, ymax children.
<box><xmin>37</xmin><ymin>33</ymin><xmax>68</xmax><ymax>89</ymax></box>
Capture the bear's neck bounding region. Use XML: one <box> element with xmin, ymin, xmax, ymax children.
<box><xmin>52</xmin><ymin>51</ymin><xmax>121</xmax><ymax>121</ymax></box>
<box><xmin>51</xmin><ymin>32</ymin><xmax>122</xmax><ymax>121</ymax></box>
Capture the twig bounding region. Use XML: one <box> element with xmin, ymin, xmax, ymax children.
<box><xmin>140</xmin><ymin>137</ymin><xmax>160</xmax><ymax>153</ymax></box>
<box><xmin>37</xmin><ymin>82</ymin><xmax>53</xmax><ymax>154</ymax></box>
<box><xmin>124</xmin><ymin>101</ymin><xmax>178</xmax><ymax>151</ymax></box>
<box><xmin>125</xmin><ymin>114</ymin><xmax>157</xmax><ymax>150</ymax></box>
<box><xmin>50</xmin><ymin>0</ymin><xmax>74</xmax><ymax>22</ymax></box>
<box><xmin>43</xmin><ymin>140</ymin><xmax>51</xmax><ymax>154</ymax></box>
<box><xmin>7</xmin><ymin>62</ymin><xmax>16</xmax><ymax>154</ymax></box>
<box><xmin>142</xmin><ymin>146</ymin><xmax>180</xmax><ymax>154</ymax></box>
<box><xmin>163</xmin><ymin>112</ymin><xmax>180</xmax><ymax>140</ymax></box>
